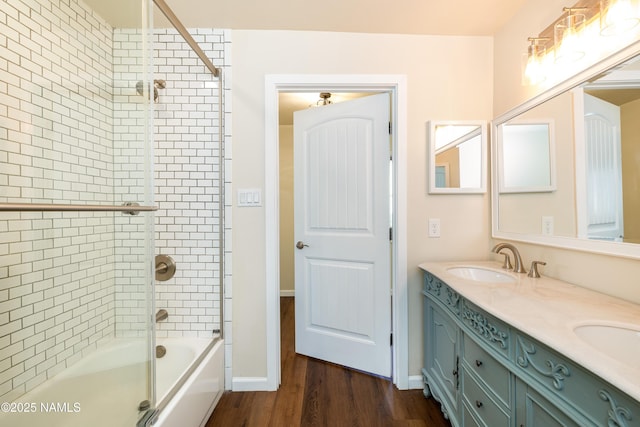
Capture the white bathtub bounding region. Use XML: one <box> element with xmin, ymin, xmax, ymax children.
<box><xmin>151</xmin><ymin>338</ymin><xmax>224</xmax><ymax>427</ymax></box>
<box><xmin>0</xmin><ymin>337</ymin><xmax>224</xmax><ymax>427</ymax></box>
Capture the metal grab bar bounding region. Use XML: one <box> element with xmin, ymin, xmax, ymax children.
<box><xmin>0</xmin><ymin>202</ymin><xmax>158</xmax><ymax>214</ymax></box>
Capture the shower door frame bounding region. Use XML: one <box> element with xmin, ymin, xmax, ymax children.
<box><xmin>264</xmin><ymin>74</ymin><xmax>409</xmax><ymax>390</ymax></box>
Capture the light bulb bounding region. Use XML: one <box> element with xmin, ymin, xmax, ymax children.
<box><xmin>601</xmin><ymin>0</ymin><xmax>640</xmax><ymax>36</ymax></box>
<box><xmin>555</xmin><ymin>14</ymin><xmax>587</xmax><ymax>63</ymax></box>
<box><xmin>525</xmin><ymin>56</ymin><xmax>546</xmax><ymax>85</ymax></box>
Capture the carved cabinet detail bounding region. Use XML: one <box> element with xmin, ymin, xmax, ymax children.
<box><xmin>421</xmin><ymin>271</ymin><xmax>639</xmax><ymax>427</ymax></box>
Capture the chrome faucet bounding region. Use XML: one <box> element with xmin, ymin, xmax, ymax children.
<box><xmin>528</xmin><ymin>261</ymin><xmax>547</xmax><ymax>278</ymax></box>
<box><xmin>491</xmin><ymin>243</ymin><xmax>527</xmax><ymax>274</ymax></box>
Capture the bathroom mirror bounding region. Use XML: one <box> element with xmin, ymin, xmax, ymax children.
<box><xmin>428</xmin><ymin>120</ymin><xmax>487</xmax><ymax>194</ymax></box>
<box><xmin>498</xmin><ymin>120</ymin><xmax>556</xmax><ymax>193</ymax></box>
<box><xmin>492</xmin><ymin>45</ymin><xmax>640</xmax><ymax>259</ymax></box>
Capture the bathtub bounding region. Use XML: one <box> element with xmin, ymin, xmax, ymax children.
<box><xmin>151</xmin><ymin>337</ymin><xmax>224</xmax><ymax>427</ymax></box>
<box><xmin>0</xmin><ymin>337</ymin><xmax>224</xmax><ymax>427</ymax></box>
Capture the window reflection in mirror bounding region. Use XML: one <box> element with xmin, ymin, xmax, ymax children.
<box><xmin>499</xmin><ymin>121</ymin><xmax>555</xmax><ymax>192</ymax></box>
<box><xmin>428</xmin><ymin>121</ymin><xmax>487</xmax><ymax>194</ymax></box>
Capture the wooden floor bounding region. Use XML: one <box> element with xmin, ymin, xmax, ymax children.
<box><xmin>206</xmin><ymin>297</ymin><xmax>451</xmax><ymax>427</ymax></box>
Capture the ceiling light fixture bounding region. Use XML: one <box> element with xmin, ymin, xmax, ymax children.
<box><xmin>317</xmin><ymin>92</ymin><xmax>332</xmax><ymax>106</ymax></box>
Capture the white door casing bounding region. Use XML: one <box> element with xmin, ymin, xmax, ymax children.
<box><xmin>262</xmin><ymin>74</ymin><xmax>408</xmax><ymax>392</ymax></box>
<box><xmin>293</xmin><ymin>93</ymin><xmax>391</xmax><ymax>377</ymax></box>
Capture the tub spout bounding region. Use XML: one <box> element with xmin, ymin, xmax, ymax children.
<box><xmin>156</xmin><ymin>309</ymin><xmax>169</xmax><ymax>322</ymax></box>
<box><xmin>156</xmin><ymin>345</ymin><xmax>167</xmax><ymax>358</ymax></box>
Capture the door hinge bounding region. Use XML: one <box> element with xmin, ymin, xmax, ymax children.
<box><xmin>389</xmin><ymin>227</ymin><xmax>393</xmax><ymax>241</ymax></box>
<box><xmin>390</xmin><ymin>333</ymin><xmax>393</xmax><ymax>346</ymax></box>
<box><xmin>389</xmin><ymin>121</ymin><xmax>392</xmax><ymax>135</ymax></box>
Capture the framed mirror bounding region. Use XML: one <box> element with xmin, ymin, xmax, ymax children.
<box><xmin>428</xmin><ymin>120</ymin><xmax>487</xmax><ymax>194</ymax></box>
<box><xmin>491</xmin><ymin>42</ymin><xmax>640</xmax><ymax>259</ymax></box>
<box><xmin>498</xmin><ymin>119</ymin><xmax>556</xmax><ymax>193</ymax></box>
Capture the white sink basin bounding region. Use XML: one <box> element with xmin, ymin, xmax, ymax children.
<box><xmin>446</xmin><ymin>266</ymin><xmax>516</xmax><ymax>283</ymax></box>
<box><xmin>574</xmin><ymin>323</ymin><xmax>640</xmax><ymax>368</ymax></box>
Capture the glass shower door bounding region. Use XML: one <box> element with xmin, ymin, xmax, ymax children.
<box><xmin>0</xmin><ymin>0</ymin><xmax>156</xmax><ymax>426</ymax></box>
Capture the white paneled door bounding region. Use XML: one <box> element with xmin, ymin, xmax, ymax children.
<box><xmin>583</xmin><ymin>93</ymin><xmax>623</xmax><ymax>241</ymax></box>
<box><xmin>293</xmin><ymin>93</ymin><xmax>391</xmax><ymax>377</ymax></box>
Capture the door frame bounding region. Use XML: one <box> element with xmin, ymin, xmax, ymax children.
<box><xmin>264</xmin><ymin>74</ymin><xmax>408</xmax><ymax>390</ymax></box>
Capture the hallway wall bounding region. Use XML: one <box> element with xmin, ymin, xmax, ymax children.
<box><xmin>231</xmin><ymin>29</ymin><xmax>493</xmax><ymax>384</ymax></box>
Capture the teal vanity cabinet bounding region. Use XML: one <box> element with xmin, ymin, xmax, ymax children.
<box><xmin>514</xmin><ymin>378</ymin><xmax>580</xmax><ymax>427</ymax></box>
<box><xmin>423</xmin><ymin>292</ymin><xmax>461</xmax><ymax>425</ymax></box>
<box><xmin>421</xmin><ymin>270</ymin><xmax>640</xmax><ymax>427</ymax></box>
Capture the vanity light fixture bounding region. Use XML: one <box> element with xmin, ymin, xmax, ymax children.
<box><xmin>523</xmin><ymin>37</ymin><xmax>549</xmax><ymax>85</ymax></box>
<box><xmin>600</xmin><ymin>0</ymin><xmax>640</xmax><ymax>36</ymax></box>
<box><xmin>522</xmin><ymin>0</ymin><xmax>640</xmax><ymax>86</ymax></box>
<box><xmin>554</xmin><ymin>7</ymin><xmax>588</xmax><ymax>63</ymax></box>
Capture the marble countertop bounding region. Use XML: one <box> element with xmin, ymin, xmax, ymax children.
<box><xmin>419</xmin><ymin>260</ymin><xmax>640</xmax><ymax>403</ymax></box>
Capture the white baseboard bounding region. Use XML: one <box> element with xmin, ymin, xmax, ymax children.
<box><xmin>232</xmin><ymin>376</ymin><xmax>273</xmax><ymax>391</ymax></box>
<box><xmin>408</xmin><ymin>375</ymin><xmax>424</xmax><ymax>390</ymax></box>
<box><xmin>280</xmin><ymin>290</ymin><xmax>295</xmax><ymax>297</ymax></box>
<box><xmin>233</xmin><ymin>376</ymin><xmax>422</xmax><ymax>391</ymax></box>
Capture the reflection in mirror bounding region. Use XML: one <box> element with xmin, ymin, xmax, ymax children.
<box><xmin>496</xmin><ymin>92</ymin><xmax>574</xmax><ymax>237</ymax></box>
<box><xmin>492</xmin><ymin>49</ymin><xmax>640</xmax><ymax>258</ymax></box>
<box><xmin>498</xmin><ymin>120</ymin><xmax>555</xmax><ymax>193</ymax></box>
<box><xmin>575</xmin><ymin>82</ymin><xmax>640</xmax><ymax>243</ymax></box>
<box><xmin>428</xmin><ymin>121</ymin><xmax>487</xmax><ymax>194</ymax></box>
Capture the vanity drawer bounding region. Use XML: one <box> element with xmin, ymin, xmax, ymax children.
<box><xmin>462</xmin><ymin>366</ymin><xmax>510</xmax><ymax>427</ymax></box>
<box><xmin>515</xmin><ymin>333</ymin><xmax>640</xmax><ymax>427</ymax></box>
<box><xmin>460</xmin><ymin>299</ymin><xmax>510</xmax><ymax>359</ymax></box>
<box><xmin>423</xmin><ymin>272</ymin><xmax>461</xmax><ymax>316</ymax></box>
<box><xmin>463</xmin><ymin>333</ymin><xmax>511</xmax><ymax>408</ymax></box>
<box><xmin>462</xmin><ymin>404</ymin><xmax>482</xmax><ymax>427</ymax></box>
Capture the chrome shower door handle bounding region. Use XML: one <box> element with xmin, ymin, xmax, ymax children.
<box><xmin>296</xmin><ymin>241</ymin><xmax>309</xmax><ymax>250</ymax></box>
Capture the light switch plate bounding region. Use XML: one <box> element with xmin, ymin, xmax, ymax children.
<box><xmin>237</xmin><ymin>189</ymin><xmax>262</xmax><ymax>207</ymax></box>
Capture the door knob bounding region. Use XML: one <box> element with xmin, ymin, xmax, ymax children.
<box><xmin>296</xmin><ymin>241</ymin><xmax>309</xmax><ymax>250</ymax></box>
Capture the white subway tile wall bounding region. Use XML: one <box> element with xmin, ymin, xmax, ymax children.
<box><xmin>151</xmin><ymin>28</ymin><xmax>227</xmax><ymax>339</ymax></box>
<box><xmin>0</xmin><ymin>0</ymin><xmax>123</xmax><ymax>401</ymax></box>
<box><xmin>0</xmin><ymin>0</ymin><xmax>231</xmax><ymax>403</ymax></box>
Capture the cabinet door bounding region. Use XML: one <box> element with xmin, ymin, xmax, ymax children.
<box><xmin>424</xmin><ymin>297</ymin><xmax>460</xmax><ymax>425</ymax></box>
<box><xmin>515</xmin><ymin>378</ymin><xmax>580</xmax><ymax>427</ymax></box>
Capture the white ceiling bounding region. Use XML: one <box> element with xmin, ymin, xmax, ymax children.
<box><xmin>86</xmin><ymin>0</ymin><xmax>526</xmax><ymax>36</ymax></box>
<box><xmin>162</xmin><ymin>0</ymin><xmax>527</xmax><ymax>36</ymax></box>
<box><xmin>84</xmin><ymin>0</ymin><xmax>528</xmax><ymax>123</ymax></box>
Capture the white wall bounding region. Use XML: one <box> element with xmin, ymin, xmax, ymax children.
<box><xmin>493</xmin><ymin>0</ymin><xmax>640</xmax><ymax>304</ymax></box>
<box><xmin>279</xmin><ymin>124</ymin><xmax>294</xmax><ymax>295</ymax></box>
<box><xmin>231</xmin><ymin>30</ymin><xmax>493</xmax><ymax>381</ymax></box>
